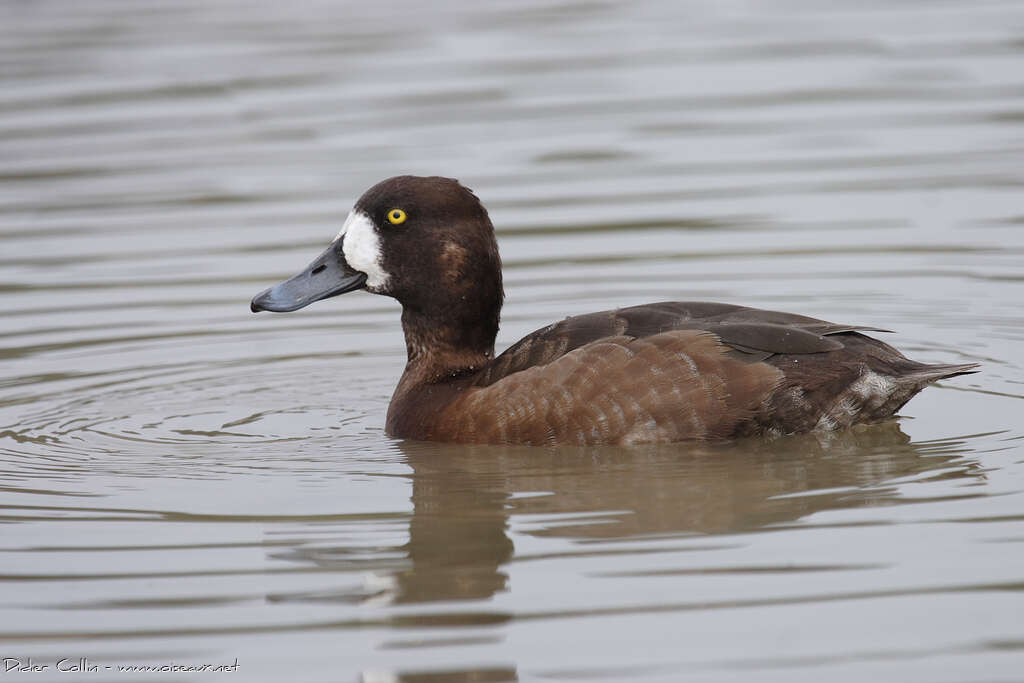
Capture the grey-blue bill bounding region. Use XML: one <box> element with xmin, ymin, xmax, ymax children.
<box><xmin>250</xmin><ymin>241</ymin><xmax>367</xmax><ymax>313</ymax></box>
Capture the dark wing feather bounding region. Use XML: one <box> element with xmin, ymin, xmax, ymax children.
<box><xmin>473</xmin><ymin>301</ymin><xmax>882</xmax><ymax>388</ymax></box>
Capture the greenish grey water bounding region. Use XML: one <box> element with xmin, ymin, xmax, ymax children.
<box><xmin>1</xmin><ymin>1</ymin><xmax>1023</xmax><ymax>681</ymax></box>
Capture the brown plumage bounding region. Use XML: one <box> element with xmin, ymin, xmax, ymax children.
<box><xmin>251</xmin><ymin>176</ymin><xmax>979</xmax><ymax>446</ymax></box>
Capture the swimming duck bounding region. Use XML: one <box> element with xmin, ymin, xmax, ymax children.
<box><xmin>250</xmin><ymin>175</ymin><xmax>977</xmax><ymax>446</ymax></box>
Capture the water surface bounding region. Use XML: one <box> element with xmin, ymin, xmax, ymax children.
<box><xmin>2</xmin><ymin>1</ymin><xmax>1023</xmax><ymax>681</ymax></box>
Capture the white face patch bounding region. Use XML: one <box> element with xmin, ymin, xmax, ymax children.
<box><xmin>333</xmin><ymin>210</ymin><xmax>390</xmax><ymax>291</ymax></box>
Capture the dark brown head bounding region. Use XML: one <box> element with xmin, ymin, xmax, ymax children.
<box><xmin>251</xmin><ymin>176</ymin><xmax>504</xmax><ymax>359</ymax></box>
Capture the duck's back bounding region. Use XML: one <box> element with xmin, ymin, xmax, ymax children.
<box><xmin>387</xmin><ymin>302</ymin><xmax>977</xmax><ymax>445</ymax></box>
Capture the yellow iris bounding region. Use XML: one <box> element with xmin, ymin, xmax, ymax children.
<box><xmin>387</xmin><ymin>209</ymin><xmax>407</xmax><ymax>225</ymax></box>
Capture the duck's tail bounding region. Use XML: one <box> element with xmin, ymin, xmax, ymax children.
<box><xmin>864</xmin><ymin>361</ymin><xmax>979</xmax><ymax>427</ymax></box>
<box><xmin>901</xmin><ymin>361</ymin><xmax>980</xmax><ymax>387</ymax></box>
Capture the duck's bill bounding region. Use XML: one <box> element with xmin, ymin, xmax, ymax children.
<box><xmin>250</xmin><ymin>242</ymin><xmax>367</xmax><ymax>313</ymax></box>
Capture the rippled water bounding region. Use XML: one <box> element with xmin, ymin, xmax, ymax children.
<box><xmin>2</xmin><ymin>1</ymin><xmax>1024</xmax><ymax>681</ymax></box>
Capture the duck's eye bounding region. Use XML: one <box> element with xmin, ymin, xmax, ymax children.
<box><xmin>387</xmin><ymin>208</ymin><xmax>407</xmax><ymax>225</ymax></box>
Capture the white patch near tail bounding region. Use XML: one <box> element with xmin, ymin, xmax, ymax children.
<box><xmin>815</xmin><ymin>370</ymin><xmax>896</xmax><ymax>431</ymax></box>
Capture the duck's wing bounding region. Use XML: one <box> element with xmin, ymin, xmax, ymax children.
<box><xmin>473</xmin><ymin>301</ymin><xmax>889</xmax><ymax>387</ymax></box>
<box><xmin>443</xmin><ymin>302</ymin><xmax>976</xmax><ymax>445</ymax></box>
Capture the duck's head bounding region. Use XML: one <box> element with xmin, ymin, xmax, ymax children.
<box><xmin>251</xmin><ymin>176</ymin><xmax>504</xmax><ymax>356</ymax></box>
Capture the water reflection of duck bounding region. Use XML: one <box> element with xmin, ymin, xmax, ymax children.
<box><xmin>270</xmin><ymin>424</ymin><xmax>981</xmax><ymax>608</ymax></box>
<box><xmin>398</xmin><ymin>422</ymin><xmax>983</xmax><ymax>542</ymax></box>
<box><xmin>266</xmin><ymin>426</ymin><xmax>981</xmax><ymax>683</ymax></box>
<box><xmin>251</xmin><ymin>176</ymin><xmax>978</xmax><ymax>446</ymax></box>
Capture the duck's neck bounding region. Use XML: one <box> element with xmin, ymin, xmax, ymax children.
<box><xmin>386</xmin><ymin>307</ymin><xmax>495</xmax><ymax>440</ymax></box>
<box><xmin>397</xmin><ymin>305</ymin><xmax>497</xmax><ymax>387</ymax></box>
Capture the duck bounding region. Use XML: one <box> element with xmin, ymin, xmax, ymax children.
<box><xmin>250</xmin><ymin>175</ymin><xmax>978</xmax><ymax>446</ymax></box>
